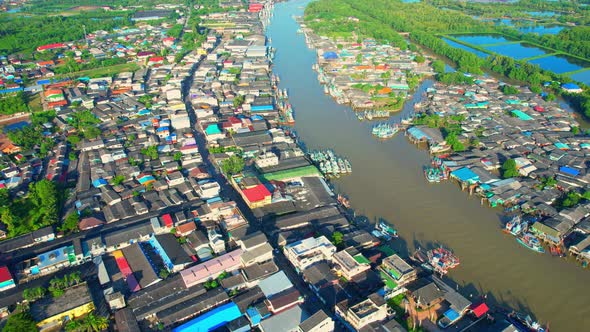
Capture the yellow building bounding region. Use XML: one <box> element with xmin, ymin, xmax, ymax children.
<box><xmin>30</xmin><ymin>283</ymin><xmax>95</xmax><ymax>332</ymax></box>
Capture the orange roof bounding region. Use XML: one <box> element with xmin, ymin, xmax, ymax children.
<box><xmin>45</xmin><ymin>89</ymin><xmax>62</xmax><ymax>97</ymax></box>
<box><xmin>378</xmin><ymin>87</ymin><xmax>392</xmax><ymax>94</ymax></box>
<box><xmin>355</xmin><ymin>65</ymin><xmax>371</xmax><ymax>71</ymax></box>
<box><xmin>37</xmin><ymin>60</ymin><xmax>55</xmax><ymax>66</ymax></box>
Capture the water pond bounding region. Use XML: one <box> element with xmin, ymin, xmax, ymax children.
<box><xmin>483</xmin><ymin>43</ymin><xmax>547</xmax><ymax>60</ymax></box>
<box><xmin>454</xmin><ymin>34</ymin><xmax>511</xmax><ymax>45</ymax></box>
<box><xmin>570</xmin><ymin>70</ymin><xmax>590</xmax><ymax>86</ymax></box>
<box><xmin>442</xmin><ymin>38</ymin><xmax>489</xmax><ymax>59</ymax></box>
<box><xmin>529</xmin><ymin>55</ymin><xmax>587</xmax><ymax>74</ymax></box>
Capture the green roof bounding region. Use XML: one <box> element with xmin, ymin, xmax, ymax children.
<box><xmin>259</xmin><ymin>165</ymin><xmax>320</xmax><ymax>181</ymax></box>
<box><xmin>379</xmin><ymin>269</ymin><xmax>398</xmax><ymax>289</ymax></box>
<box><xmin>511</xmin><ymin>110</ymin><xmax>533</xmax><ymax>121</ymax></box>
<box><xmin>531</xmin><ymin>221</ymin><xmax>560</xmax><ymax>238</ymax></box>
<box><xmin>388</xmin><ymin>268</ymin><xmax>401</xmax><ymax>280</ymax></box>
<box><xmin>353</xmin><ymin>254</ymin><xmax>370</xmax><ymax>265</ymax></box>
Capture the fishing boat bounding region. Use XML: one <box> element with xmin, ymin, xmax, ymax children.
<box><xmin>424</xmin><ymin>167</ymin><xmax>444</xmax><ymax>183</ymax></box>
<box><xmin>427</xmin><ymin>247</ymin><xmax>460</xmax><ymax>275</ymax></box>
<box><xmin>371</xmin><ymin>123</ymin><xmax>399</xmax><ymax>139</ymax></box>
<box><xmin>376</xmin><ymin>220</ymin><xmax>398</xmax><ymax>239</ymax></box>
<box><xmin>517</xmin><ymin>233</ymin><xmax>545</xmax><ymax>253</ymax></box>
<box><xmin>504</xmin><ymin>215</ymin><xmax>526</xmax><ymax>236</ymax></box>
<box><xmin>309</xmin><ymin>149</ymin><xmax>351</xmax><ymax>177</ymax></box>
<box><xmin>337</xmin><ymin>194</ymin><xmax>351</xmax><ymax>209</ymax></box>
<box><xmin>356</xmin><ymin>113</ymin><xmax>364</xmax><ymax>121</ymax></box>
<box><xmin>507</xmin><ymin>312</ymin><xmax>548</xmax><ymax>332</ymax></box>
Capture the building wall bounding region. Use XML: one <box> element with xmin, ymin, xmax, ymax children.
<box><xmin>37</xmin><ymin>302</ymin><xmax>95</xmax><ymax>331</ymax></box>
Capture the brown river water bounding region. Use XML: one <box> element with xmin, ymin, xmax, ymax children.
<box><xmin>267</xmin><ymin>0</ymin><xmax>590</xmax><ymax>330</ymax></box>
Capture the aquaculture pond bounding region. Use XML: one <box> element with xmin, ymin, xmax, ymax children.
<box><xmin>529</xmin><ymin>55</ymin><xmax>588</xmax><ymax>74</ymax></box>
<box><xmin>517</xmin><ymin>25</ymin><xmax>564</xmax><ymax>35</ymax></box>
<box><xmin>482</xmin><ymin>43</ymin><xmax>548</xmax><ymax>60</ymax></box>
<box><xmin>570</xmin><ymin>70</ymin><xmax>590</xmax><ymax>86</ymax></box>
<box><xmin>454</xmin><ymin>34</ymin><xmax>512</xmax><ymax>45</ymax></box>
<box><xmin>441</xmin><ymin>38</ymin><xmax>489</xmax><ymax>59</ymax></box>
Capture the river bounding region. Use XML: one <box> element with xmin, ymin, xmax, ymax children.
<box><xmin>266</xmin><ymin>0</ymin><xmax>590</xmax><ymax>330</ymax></box>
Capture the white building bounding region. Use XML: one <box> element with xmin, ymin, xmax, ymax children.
<box><xmin>284</xmin><ymin>236</ymin><xmax>336</xmax><ymax>272</ymax></box>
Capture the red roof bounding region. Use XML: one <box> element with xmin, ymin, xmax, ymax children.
<box><xmin>37</xmin><ymin>43</ymin><xmax>67</xmax><ymax>51</ymax></box>
<box><xmin>533</xmin><ymin>105</ymin><xmax>545</xmax><ymax>112</ymax></box>
<box><xmin>0</xmin><ymin>266</ymin><xmax>12</xmax><ymax>283</ymax></box>
<box><xmin>148</xmin><ymin>56</ymin><xmax>165</xmax><ymax>62</ymax></box>
<box><xmin>470</xmin><ymin>303</ymin><xmax>489</xmax><ymax>318</ymax></box>
<box><xmin>162</xmin><ymin>214</ymin><xmax>173</xmax><ymax>227</ymax></box>
<box><xmin>242</xmin><ymin>184</ymin><xmax>271</xmax><ymax>203</ymax></box>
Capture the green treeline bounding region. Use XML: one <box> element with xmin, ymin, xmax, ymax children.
<box><xmin>0</xmin><ymin>14</ymin><xmax>127</xmax><ymax>54</ymax></box>
<box><xmin>0</xmin><ymin>92</ymin><xmax>28</xmax><ymax>115</ymax></box>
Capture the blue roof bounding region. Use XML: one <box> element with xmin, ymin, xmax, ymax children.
<box><xmin>93</xmin><ymin>178</ymin><xmax>108</xmax><ymax>188</ymax></box>
<box><xmin>444</xmin><ymin>308</ymin><xmax>460</xmax><ymax>322</ymax></box>
<box><xmin>407</xmin><ymin>127</ymin><xmax>431</xmax><ymax>140</ymax></box>
<box><xmin>172</xmin><ymin>302</ymin><xmax>242</xmax><ymax>332</ymax></box>
<box><xmin>559</xmin><ymin>166</ymin><xmax>580</xmax><ymax>176</ymax></box>
<box><xmin>251</xmin><ymin>105</ymin><xmax>274</xmax><ymax>112</ymax></box>
<box><xmin>38</xmin><ymin>246</ymin><xmax>71</xmax><ymax>269</ymax></box>
<box><xmin>323</xmin><ymin>52</ymin><xmax>338</xmax><ymax>60</ymax></box>
<box><xmin>562</xmin><ymin>82</ymin><xmax>580</xmax><ymax>89</ymax></box>
<box><xmin>451</xmin><ymin>167</ymin><xmax>480</xmax><ymax>183</ymax></box>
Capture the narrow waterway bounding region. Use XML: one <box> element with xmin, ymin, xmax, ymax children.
<box><xmin>267</xmin><ymin>1</ymin><xmax>590</xmax><ymax>330</ymax></box>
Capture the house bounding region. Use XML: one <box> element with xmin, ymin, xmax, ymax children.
<box><xmin>379</xmin><ymin>254</ymin><xmax>417</xmax><ymax>289</ymax></box>
<box><xmin>335</xmin><ymin>293</ymin><xmax>388</xmax><ymax>331</ymax></box>
<box><xmin>30</xmin><ymin>283</ymin><xmax>95</xmax><ymax>331</ymax></box>
<box><xmin>179</xmin><ymin>249</ymin><xmax>243</xmax><ymax>288</ymax></box>
<box><xmin>149</xmin><ymin>233</ymin><xmax>193</xmax><ymax>272</ymax></box>
<box><xmin>284</xmin><ymin>236</ymin><xmax>337</xmax><ymax>272</ymax></box>
<box><xmin>241</xmin><ymin>184</ymin><xmax>272</xmax><ymax>208</ymax></box>
<box><xmin>121</xmin><ymin>243</ymin><xmax>161</xmax><ymax>289</ymax></box>
<box><xmin>259</xmin><ymin>305</ymin><xmax>310</xmax><ymax>332</ymax></box>
<box><xmin>332</xmin><ymin>249</ymin><xmax>371</xmax><ymax>280</ymax></box>
<box><xmin>0</xmin><ymin>266</ymin><xmax>15</xmax><ymax>292</ymax></box>
<box><xmin>197</xmin><ymin>181</ymin><xmax>221</xmax><ymax>199</ymax></box>
<box><xmin>171</xmin><ymin>301</ymin><xmax>242</xmax><ymax>332</ymax></box>
<box><xmin>562</xmin><ymin>83</ymin><xmax>583</xmax><ymax>93</ymax></box>
<box><xmin>265</xmin><ymin>287</ymin><xmax>303</xmax><ymax>314</ymax></box>
<box><xmin>297</xmin><ymin>309</ymin><xmax>335</xmax><ymax>332</ymax></box>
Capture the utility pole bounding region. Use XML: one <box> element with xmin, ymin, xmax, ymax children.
<box><xmin>82</xmin><ymin>25</ymin><xmax>89</xmax><ymax>47</ymax></box>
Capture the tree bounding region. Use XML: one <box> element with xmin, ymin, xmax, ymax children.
<box><xmin>0</xmin><ymin>189</ymin><xmax>10</xmax><ymax>208</ymax></box>
<box><xmin>414</xmin><ymin>55</ymin><xmax>425</xmax><ymax>63</ymax></box>
<box><xmin>572</xmin><ymin>126</ymin><xmax>580</xmax><ymax>135</ymax></box>
<box><xmin>2</xmin><ymin>312</ymin><xmax>37</xmax><ymax>332</ymax></box>
<box><xmin>501</xmin><ymin>159</ymin><xmax>519</xmax><ymax>179</ymax></box>
<box><xmin>159</xmin><ymin>268</ymin><xmax>170</xmax><ymax>280</ymax></box>
<box><xmin>221</xmin><ymin>155</ymin><xmax>245</xmax><ymax>176</ymax></box>
<box><xmin>23</xmin><ymin>287</ymin><xmax>46</xmax><ymax>302</ymax></box>
<box><xmin>65</xmin><ymin>312</ymin><xmax>109</xmax><ymax>332</ymax></box>
<box><xmin>332</xmin><ymin>231</ymin><xmax>344</xmax><ymax>247</ymax></box>
<box><xmin>141</xmin><ymin>146</ymin><xmax>159</xmax><ymax>160</ymax></box>
<box><xmin>432</xmin><ymin>60</ymin><xmax>445</xmax><ymax>74</ymax></box>
<box><xmin>501</xmin><ymin>85</ymin><xmax>520</xmax><ymax>95</ymax></box>
<box><xmin>173</xmin><ymin>152</ymin><xmax>183</xmax><ymax>161</ymax></box>
<box><xmin>28</xmin><ymin>179</ymin><xmax>58</xmax><ymax>226</ymax></box>
<box><xmin>112</xmin><ymin>175</ymin><xmax>125</xmax><ymax>186</ymax></box>
<box><xmin>60</xmin><ymin>213</ymin><xmax>79</xmax><ymax>234</ymax></box>
<box><xmin>545</xmin><ymin>93</ymin><xmax>556</xmax><ymax>102</ymax></box>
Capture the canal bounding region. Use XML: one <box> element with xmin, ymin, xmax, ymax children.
<box><xmin>266</xmin><ymin>0</ymin><xmax>590</xmax><ymax>330</ymax></box>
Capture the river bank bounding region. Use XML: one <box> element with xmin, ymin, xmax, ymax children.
<box><xmin>267</xmin><ymin>0</ymin><xmax>590</xmax><ymax>330</ymax></box>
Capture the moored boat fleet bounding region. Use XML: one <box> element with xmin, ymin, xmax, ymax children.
<box><xmin>308</xmin><ymin>149</ymin><xmax>352</xmax><ymax>177</ymax></box>
<box><xmin>371</xmin><ymin>123</ymin><xmax>400</xmax><ymax>140</ymax></box>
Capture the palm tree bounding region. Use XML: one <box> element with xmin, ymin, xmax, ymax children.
<box><xmin>84</xmin><ymin>312</ymin><xmax>109</xmax><ymax>332</ymax></box>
